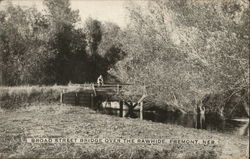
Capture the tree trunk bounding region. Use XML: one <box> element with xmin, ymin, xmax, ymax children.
<box><xmin>0</xmin><ymin>54</ymin><xmax>3</xmax><ymax>86</ymax></box>
<box><xmin>242</xmin><ymin>101</ymin><xmax>249</xmax><ymax>116</ymax></box>
<box><xmin>219</xmin><ymin>107</ymin><xmax>225</xmax><ymax>119</ymax></box>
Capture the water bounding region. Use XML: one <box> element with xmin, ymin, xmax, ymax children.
<box><xmin>100</xmin><ymin>108</ymin><xmax>249</xmax><ymax>136</ymax></box>
<box><xmin>143</xmin><ymin>111</ymin><xmax>249</xmax><ymax>136</ymax></box>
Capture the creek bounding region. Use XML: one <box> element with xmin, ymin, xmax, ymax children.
<box><xmin>101</xmin><ymin>107</ymin><xmax>249</xmax><ymax>136</ymax></box>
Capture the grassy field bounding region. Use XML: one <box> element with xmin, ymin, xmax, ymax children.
<box><xmin>0</xmin><ymin>102</ymin><xmax>248</xmax><ymax>159</ymax></box>
<box><xmin>0</xmin><ymin>85</ymin><xmax>93</xmax><ymax>110</ymax></box>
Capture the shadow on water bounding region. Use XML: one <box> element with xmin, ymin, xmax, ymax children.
<box><xmin>144</xmin><ymin>110</ymin><xmax>249</xmax><ymax>136</ymax></box>
<box><xmin>100</xmin><ymin>107</ymin><xmax>249</xmax><ymax>136</ymax></box>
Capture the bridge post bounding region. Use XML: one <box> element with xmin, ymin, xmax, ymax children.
<box><xmin>119</xmin><ymin>100</ymin><xmax>123</xmax><ymax>117</ymax></box>
<box><xmin>90</xmin><ymin>93</ymin><xmax>94</xmax><ymax>108</ymax></box>
<box><xmin>75</xmin><ymin>92</ymin><xmax>79</xmax><ymax>106</ymax></box>
<box><xmin>140</xmin><ymin>101</ymin><xmax>143</xmax><ymax>120</ymax></box>
<box><xmin>60</xmin><ymin>90</ymin><xmax>65</xmax><ymax>103</ymax></box>
<box><xmin>117</xmin><ymin>84</ymin><xmax>120</xmax><ymax>94</ymax></box>
<box><xmin>60</xmin><ymin>92</ymin><xmax>63</xmax><ymax>103</ymax></box>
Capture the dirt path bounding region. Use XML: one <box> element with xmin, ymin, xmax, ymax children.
<box><xmin>221</xmin><ymin>140</ymin><xmax>246</xmax><ymax>159</ymax></box>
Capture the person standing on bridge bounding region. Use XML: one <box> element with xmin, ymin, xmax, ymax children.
<box><xmin>97</xmin><ymin>75</ymin><xmax>104</xmax><ymax>87</ymax></box>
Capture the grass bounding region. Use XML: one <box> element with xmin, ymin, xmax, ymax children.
<box><xmin>0</xmin><ymin>103</ymin><xmax>248</xmax><ymax>159</ymax></box>
<box><xmin>0</xmin><ymin>85</ymin><xmax>93</xmax><ymax>109</ymax></box>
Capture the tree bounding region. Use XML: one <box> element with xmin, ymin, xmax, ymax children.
<box><xmin>0</xmin><ymin>0</ymin><xmax>126</xmax><ymax>86</ymax></box>
<box><xmin>43</xmin><ymin>0</ymin><xmax>89</xmax><ymax>84</ymax></box>
<box><xmin>0</xmin><ymin>4</ymin><xmax>51</xmax><ymax>85</ymax></box>
<box><xmin>83</xmin><ymin>18</ymin><xmax>103</xmax><ymax>81</ymax></box>
<box><xmin>111</xmin><ymin>0</ymin><xmax>249</xmax><ymax>112</ymax></box>
<box><xmin>98</xmin><ymin>22</ymin><xmax>126</xmax><ymax>81</ymax></box>
<box><xmin>84</xmin><ymin>19</ymin><xmax>126</xmax><ymax>82</ymax></box>
<box><xmin>43</xmin><ymin>0</ymin><xmax>79</xmax><ymax>32</ymax></box>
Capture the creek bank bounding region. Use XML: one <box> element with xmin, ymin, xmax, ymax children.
<box><xmin>134</xmin><ymin>87</ymin><xmax>249</xmax><ymax>120</ymax></box>
<box><xmin>202</xmin><ymin>88</ymin><xmax>249</xmax><ymax>119</ymax></box>
<box><xmin>0</xmin><ymin>103</ymin><xmax>248</xmax><ymax>159</ymax></box>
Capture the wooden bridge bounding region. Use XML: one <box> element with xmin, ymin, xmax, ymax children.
<box><xmin>60</xmin><ymin>83</ymin><xmax>147</xmax><ymax>119</ymax></box>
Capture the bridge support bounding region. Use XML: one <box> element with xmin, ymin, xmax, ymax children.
<box><xmin>119</xmin><ymin>100</ymin><xmax>123</xmax><ymax>117</ymax></box>
<box><xmin>140</xmin><ymin>102</ymin><xmax>143</xmax><ymax>120</ymax></box>
<box><xmin>124</xmin><ymin>101</ymin><xmax>138</xmax><ymax>118</ymax></box>
<box><xmin>90</xmin><ymin>94</ymin><xmax>94</xmax><ymax>108</ymax></box>
<box><xmin>60</xmin><ymin>90</ymin><xmax>65</xmax><ymax>103</ymax></box>
<box><xmin>60</xmin><ymin>92</ymin><xmax>63</xmax><ymax>103</ymax></box>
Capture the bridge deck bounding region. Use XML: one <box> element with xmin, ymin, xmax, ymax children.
<box><xmin>67</xmin><ymin>83</ymin><xmax>127</xmax><ymax>96</ymax></box>
<box><xmin>61</xmin><ymin>83</ymin><xmax>146</xmax><ymax>119</ymax></box>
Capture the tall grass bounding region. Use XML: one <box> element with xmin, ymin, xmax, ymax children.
<box><xmin>0</xmin><ymin>85</ymin><xmax>87</xmax><ymax>109</ymax></box>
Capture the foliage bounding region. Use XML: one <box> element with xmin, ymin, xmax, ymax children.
<box><xmin>0</xmin><ymin>4</ymin><xmax>51</xmax><ymax>85</ymax></box>
<box><xmin>111</xmin><ymin>0</ymin><xmax>249</xmax><ymax>111</ymax></box>
<box><xmin>0</xmin><ymin>0</ymin><xmax>124</xmax><ymax>85</ymax></box>
<box><xmin>83</xmin><ymin>18</ymin><xmax>126</xmax><ymax>82</ymax></box>
<box><xmin>0</xmin><ymin>0</ymin><xmax>248</xmax><ymax>114</ymax></box>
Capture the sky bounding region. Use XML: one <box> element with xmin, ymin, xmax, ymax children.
<box><xmin>0</xmin><ymin>0</ymin><xmax>137</xmax><ymax>28</ymax></box>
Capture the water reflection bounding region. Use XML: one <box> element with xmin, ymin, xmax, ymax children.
<box><xmin>143</xmin><ymin>110</ymin><xmax>249</xmax><ymax>136</ymax></box>
<box><xmin>100</xmin><ymin>108</ymin><xmax>249</xmax><ymax>136</ymax></box>
<box><xmin>237</xmin><ymin>120</ymin><xmax>249</xmax><ymax>136</ymax></box>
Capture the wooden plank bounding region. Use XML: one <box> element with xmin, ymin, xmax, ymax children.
<box><xmin>79</xmin><ymin>94</ymin><xmax>91</xmax><ymax>97</ymax></box>
<box><xmin>79</xmin><ymin>99</ymin><xmax>90</xmax><ymax>102</ymax></box>
<box><xmin>79</xmin><ymin>98</ymin><xmax>90</xmax><ymax>101</ymax></box>
<box><xmin>63</xmin><ymin>97</ymin><xmax>75</xmax><ymax>101</ymax></box>
<box><xmin>64</xmin><ymin>100</ymin><xmax>76</xmax><ymax>103</ymax></box>
<box><xmin>79</xmin><ymin>102</ymin><xmax>91</xmax><ymax>106</ymax></box>
<box><xmin>63</xmin><ymin>96</ymin><xmax>75</xmax><ymax>99</ymax></box>
<box><xmin>63</xmin><ymin>96</ymin><xmax>76</xmax><ymax>99</ymax></box>
<box><xmin>95</xmin><ymin>89</ymin><xmax>116</xmax><ymax>92</ymax></box>
<box><xmin>78</xmin><ymin>92</ymin><xmax>91</xmax><ymax>95</ymax></box>
<box><xmin>63</xmin><ymin>99</ymin><xmax>76</xmax><ymax>102</ymax></box>
<box><xmin>79</xmin><ymin>98</ymin><xmax>91</xmax><ymax>100</ymax></box>
<box><xmin>64</xmin><ymin>101</ymin><xmax>75</xmax><ymax>105</ymax></box>
<box><xmin>79</xmin><ymin>103</ymin><xmax>90</xmax><ymax>106</ymax></box>
<box><xmin>79</xmin><ymin>96</ymin><xmax>90</xmax><ymax>99</ymax></box>
<box><xmin>64</xmin><ymin>92</ymin><xmax>75</xmax><ymax>95</ymax></box>
<box><xmin>71</xmin><ymin>83</ymin><xmax>130</xmax><ymax>87</ymax></box>
<box><xmin>95</xmin><ymin>91</ymin><xmax>117</xmax><ymax>95</ymax></box>
<box><xmin>138</xmin><ymin>94</ymin><xmax>147</xmax><ymax>103</ymax></box>
<box><xmin>64</xmin><ymin>97</ymin><xmax>76</xmax><ymax>100</ymax></box>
